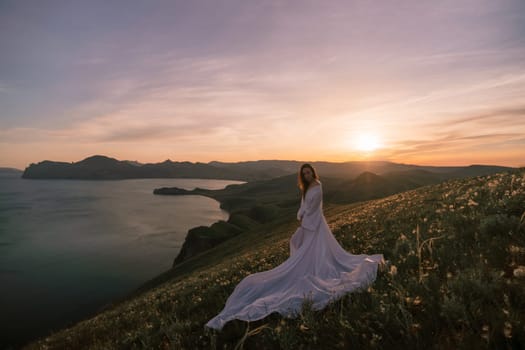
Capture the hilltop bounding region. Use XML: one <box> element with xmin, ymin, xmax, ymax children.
<box><xmin>0</xmin><ymin>167</ymin><xmax>23</xmax><ymax>177</ymax></box>
<box><xmin>23</xmin><ymin>167</ymin><xmax>525</xmax><ymax>349</ymax></box>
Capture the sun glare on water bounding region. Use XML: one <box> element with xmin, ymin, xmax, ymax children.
<box><xmin>355</xmin><ymin>133</ymin><xmax>381</xmax><ymax>152</ymax></box>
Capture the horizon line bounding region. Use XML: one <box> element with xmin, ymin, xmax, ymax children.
<box><xmin>2</xmin><ymin>156</ymin><xmax>524</xmax><ymax>171</ymax></box>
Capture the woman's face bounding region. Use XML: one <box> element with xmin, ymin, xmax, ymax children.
<box><xmin>302</xmin><ymin>167</ymin><xmax>314</xmax><ymax>183</ymax></box>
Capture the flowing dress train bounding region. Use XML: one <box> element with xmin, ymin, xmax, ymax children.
<box><xmin>205</xmin><ymin>181</ymin><xmax>384</xmax><ymax>330</ymax></box>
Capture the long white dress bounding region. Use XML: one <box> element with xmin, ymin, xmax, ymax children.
<box><xmin>205</xmin><ymin>180</ymin><xmax>384</xmax><ymax>330</ymax></box>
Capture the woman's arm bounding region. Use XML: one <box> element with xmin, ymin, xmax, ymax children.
<box><xmin>297</xmin><ymin>196</ymin><xmax>305</xmax><ymax>220</ymax></box>
<box><xmin>303</xmin><ymin>187</ymin><xmax>322</xmax><ymax>217</ymax></box>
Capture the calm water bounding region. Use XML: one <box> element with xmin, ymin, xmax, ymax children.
<box><xmin>0</xmin><ymin>174</ymin><xmax>244</xmax><ymax>348</ymax></box>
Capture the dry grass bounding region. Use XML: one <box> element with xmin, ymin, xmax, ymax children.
<box><xmin>23</xmin><ymin>168</ymin><xmax>525</xmax><ymax>349</ymax></box>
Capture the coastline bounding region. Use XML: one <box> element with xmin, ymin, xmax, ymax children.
<box><xmin>0</xmin><ymin>178</ymin><xmax>240</xmax><ymax>350</ymax></box>
<box><xmin>152</xmin><ymin>186</ymin><xmax>248</xmax><ymax>267</ymax></box>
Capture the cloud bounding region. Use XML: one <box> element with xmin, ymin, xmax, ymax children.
<box><xmin>399</xmin><ymin>73</ymin><xmax>525</xmax><ymax>108</ymax></box>
<box><xmin>0</xmin><ymin>82</ymin><xmax>10</xmax><ymax>93</ymax></box>
<box><xmin>423</xmin><ymin>105</ymin><xmax>525</xmax><ymax>127</ymax></box>
<box><xmin>401</xmin><ymin>46</ymin><xmax>525</xmax><ymax>66</ymax></box>
<box><xmin>383</xmin><ymin>131</ymin><xmax>524</xmax><ymax>157</ymax></box>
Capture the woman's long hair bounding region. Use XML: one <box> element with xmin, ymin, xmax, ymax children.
<box><xmin>297</xmin><ymin>163</ymin><xmax>320</xmax><ymax>200</ymax></box>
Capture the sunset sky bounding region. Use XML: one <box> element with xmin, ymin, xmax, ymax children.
<box><xmin>1</xmin><ymin>0</ymin><xmax>524</xmax><ymax>170</ymax></box>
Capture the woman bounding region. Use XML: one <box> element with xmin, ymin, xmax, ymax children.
<box><xmin>205</xmin><ymin>163</ymin><xmax>385</xmax><ymax>331</ymax></box>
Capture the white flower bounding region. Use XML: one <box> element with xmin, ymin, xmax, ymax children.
<box><xmin>504</xmin><ymin>321</ymin><xmax>512</xmax><ymax>338</ymax></box>
<box><xmin>468</xmin><ymin>199</ymin><xmax>478</xmax><ymax>206</ymax></box>
<box><xmin>389</xmin><ymin>265</ymin><xmax>398</xmax><ymax>276</ymax></box>
<box><xmin>513</xmin><ymin>266</ymin><xmax>525</xmax><ymax>278</ymax></box>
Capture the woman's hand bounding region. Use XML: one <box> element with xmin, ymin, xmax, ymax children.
<box><xmin>297</xmin><ymin>207</ymin><xmax>305</xmax><ymax>221</ymax></box>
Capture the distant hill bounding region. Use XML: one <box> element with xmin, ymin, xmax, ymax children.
<box><xmin>326</xmin><ymin>169</ymin><xmax>453</xmax><ymax>204</ymax></box>
<box><xmin>20</xmin><ymin>155</ymin><xmax>516</xmax><ymax>182</ymax></box>
<box><xmin>0</xmin><ymin>167</ymin><xmax>23</xmax><ymax>178</ymax></box>
<box><xmin>21</xmin><ymin>155</ymin><xmax>255</xmax><ymax>181</ymax></box>
<box><xmin>0</xmin><ymin>167</ymin><xmax>23</xmax><ymax>173</ymax></box>
<box><xmin>122</xmin><ymin>160</ymin><xmax>143</xmax><ymax>167</ymax></box>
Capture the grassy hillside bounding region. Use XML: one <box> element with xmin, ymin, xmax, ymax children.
<box><xmin>159</xmin><ymin>170</ymin><xmax>491</xmax><ymax>266</ymax></box>
<box><xmin>23</xmin><ymin>168</ymin><xmax>525</xmax><ymax>349</ymax></box>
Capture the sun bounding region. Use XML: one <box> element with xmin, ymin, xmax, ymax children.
<box><xmin>355</xmin><ymin>133</ymin><xmax>381</xmax><ymax>152</ymax></box>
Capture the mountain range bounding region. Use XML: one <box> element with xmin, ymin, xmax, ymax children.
<box><xmin>19</xmin><ymin>155</ymin><xmax>515</xmax><ymax>182</ymax></box>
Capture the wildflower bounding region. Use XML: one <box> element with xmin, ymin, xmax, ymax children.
<box><xmin>488</xmin><ymin>180</ymin><xmax>500</xmax><ymax>189</ymax></box>
<box><xmin>468</xmin><ymin>199</ymin><xmax>478</xmax><ymax>206</ymax></box>
<box><xmin>410</xmin><ymin>323</ymin><xmax>421</xmax><ymax>333</ymax></box>
<box><xmin>504</xmin><ymin>321</ymin><xmax>512</xmax><ymax>338</ymax></box>
<box><xmin>513</xmin><ymin>266</ymin><xmax>525</xmax><ymax>278</ymax></box>
<box><xmin>481</xmin><ymin>324</ymin><xmax>489</xmax><ymax>341</ymax></box>
<box><xmin>389</xmin><ymin>265</ymin><xmax>397</xmax><ymax>276</ymax></box>
<box><xmin>509</xmin><ymin>245</ymin><xmax>525</xmax><ymax>254</ymax></box>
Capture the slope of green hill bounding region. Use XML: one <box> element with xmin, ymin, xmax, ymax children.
<box><xmin>23</xmin><ymin>168</ymin><xmax>525</xmax><ymax>349</ymax></box>
<box><xmin>159</xmin><ymin>169</ymin><xmax>510</xmax><ymax>267</ymax></box>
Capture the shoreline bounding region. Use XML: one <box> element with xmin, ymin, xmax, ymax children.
<box><xmin>1</xmin><ymin>178</ymin><xmax>241</xmax><ymax>350</ymax></box>
<box><xmin>31</xmin><ymin>189</ymin><xmax>239</xmax><ymax>343</ymax></box>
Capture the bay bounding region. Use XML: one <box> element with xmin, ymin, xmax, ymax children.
<box><xmin>0</xmin><ymin>174</ymin><xmax>244</xmax><ymax>348</ymax></box>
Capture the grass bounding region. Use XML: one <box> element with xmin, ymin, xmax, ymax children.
<box><xmin>23</xmin><ymin>168</ymin><xmax>525</xmax><ymax>349</ymax></box>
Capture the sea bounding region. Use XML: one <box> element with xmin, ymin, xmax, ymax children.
<box><xmin>0</xmin><ymin>173</ymin><xmax>245</xmax><ymax>348</ymax></box>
